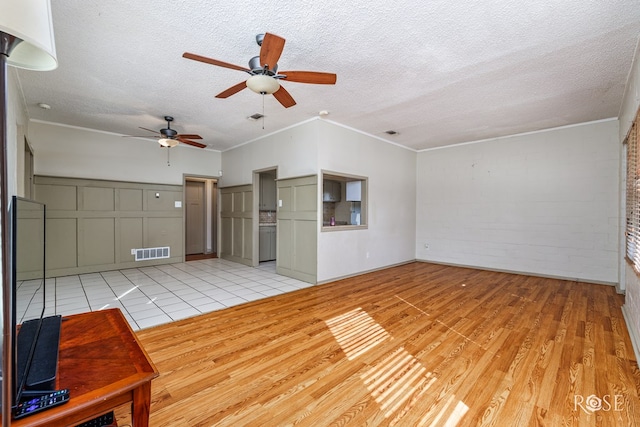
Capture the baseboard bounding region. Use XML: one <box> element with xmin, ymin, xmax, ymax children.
<box><xmin>316</xmin><ymin>260</ymin><xmax>415</xmax><ymax>285</ymax></box>
<box><xmin>318</xmin><ymin>258</ymin><xmax>618</xmax><ymax>288</ymax></box>
<box><xmin>621</xmin><ymin>304</ymin><xmax>640</xmax><ymax>367</ymax></box>
<box><xmin>415</xmin><ymin>259</ymin><xmax>618</xmax><ymax>287</ymax></box>
<box><xmin>220</xmin><ymin>254</ymin><xmax>253</xmax><ymax>267</ymax></box>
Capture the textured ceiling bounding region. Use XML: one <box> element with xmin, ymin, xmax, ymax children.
<box><xmin>15</xmin><ymin>0</ymin><xmax>640</xmax><ymax>152</ymax></box>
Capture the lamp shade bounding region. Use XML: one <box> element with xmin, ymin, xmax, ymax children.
<box><xmin>158</xmin><ymin>138</ymin><xmax>179</xmax><ymax>148</ymax></box>
<box><xmin>246</xmin><ymin>75</ymin><xmax>280</xmax><ymax>94</ymax></box>
<box><xmin>0</xmin><ymin>0</ymin><xmax>57</xmax><ymax>70</ymax></box>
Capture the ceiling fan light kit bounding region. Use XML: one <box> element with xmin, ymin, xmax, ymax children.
<box><xmin>124</xmin><ymin>115</ymin><xmax>206</xmax><ymax>149</ymax></box>
<box><xmin>246</xmin><ymin>74</ymin><xmax>280</xmax><ymax>94</ymax></box>
<box><xmin>183</xmin><ymin>32</ymin><xmax>337</xmax><ymax>108</ymax></box>
<box><xmin>158</xmin><ymin>138</ymin><xmax>179</xmax><ymax>148</ymax></box>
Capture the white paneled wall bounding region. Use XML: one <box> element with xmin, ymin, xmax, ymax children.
<box><xmin>416</xmin><ymin>119</ymin><xmax>620</xmax><ymax>284</ymax></box>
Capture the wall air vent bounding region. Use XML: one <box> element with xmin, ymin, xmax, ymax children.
<box><xmin>134</xmin><ymin>246</ymin><xmax>170</xmax><ymax>261</ymax></box>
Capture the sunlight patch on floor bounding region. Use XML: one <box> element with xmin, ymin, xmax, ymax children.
<box><xmin>361</xmin><ymin>346</ymin><xmax>437</xmax><ymax>418</ymax></box>
<box><xmin>419</xmin><ymin>394</ymin><xmax>469</xmax><ymax>426</ymax></box>
<box><xmin>325</xmin><ymin>307</ymin><xmax>390</xmax><ymax>360</ymax></box>
<box><xmin>326</xmin><ymin>307</ymin><xmax>443</xmax><ymax>421</ymax></box>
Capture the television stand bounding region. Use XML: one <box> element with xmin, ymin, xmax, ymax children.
<box><xmin>12</xmin><ymin>309</ymin><xmax>158</xmax><ymax>427</ymax></box>
<box><xmin>17</xmin><ymin>315</ymin><xmax>62</xmax><ymax>392</ymax></box>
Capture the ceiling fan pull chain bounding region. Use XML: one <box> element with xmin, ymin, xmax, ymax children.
<box><xmin>167</xmin><ymin>147</ymin><xmax>171</xmax><ymax>166</ymax></box>
<box><xmin>262</xmin><ymin>94</ymin><xmax>265</xmax><ymax>130</ymax></box>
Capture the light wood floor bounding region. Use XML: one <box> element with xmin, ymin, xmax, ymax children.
<box><xmin>132</xmin><ymin>262</ymin><xmax>640</xmax><ymax>426</ymax></box>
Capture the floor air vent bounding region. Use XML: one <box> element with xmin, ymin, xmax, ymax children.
<box><xmin>134</xmin><ymin>246</ymin><xmax>170</xmax><ymax>261</ymax></box>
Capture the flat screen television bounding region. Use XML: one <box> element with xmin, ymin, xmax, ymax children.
<box><xmin>10</xmin><ymin>196</ymin><xmax>61</xmax><ymax>410</ymax></box>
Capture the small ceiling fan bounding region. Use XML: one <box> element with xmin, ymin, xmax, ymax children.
<box><xmin>183</xmin><ymin>32</ymin><xmax>337</xmax><ymax>108</ymax></box>
<box><xmin>127</xmin><ymin>116</ymin><xmax>206</xmax><ymax>148</ymax></box>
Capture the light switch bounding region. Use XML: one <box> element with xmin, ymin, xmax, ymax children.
<box><xmin>278</xmin><ymin>199</ymin><xmax>283</xmax><ymax>207</ymax></box>
<box><xmin>155</xmin><ymin>192</ymin><xmax>160</xmax><ymax>198</ymax></box>
<box><xmin>175</xmin><ymin>201</ymin><xmax>182</xmax><ymax>208</ymax></box>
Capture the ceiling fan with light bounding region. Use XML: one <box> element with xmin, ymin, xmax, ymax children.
<box><xmin>126</xmin><ymin>116</ymin><xmax>206</xmax><ymax>148</ymax></box>
<box><xmin>183</xmin><ymin>32</ymin><xmax>337</xmax><ymax>108</ymax></box>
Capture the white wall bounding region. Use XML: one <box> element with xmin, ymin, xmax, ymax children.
<box><xmin>222</xmin><ymin>118</ymin><xmax>417</xmax><ymax>283</ymax></box>
<box><xmin>416</xmin><ymin>119</ymin><xmax>620</xmax><ymax>284</ymax></box>
<box><xmin>220</xmin><ymin>118</ymin><xmax>319</xmax><ymax>186</ymax></box>
<box><xmin>620</xmin><ymin>41</ymin><xmax>640</xmax><ymax>362</ymax></box>
<box><xmin>316</xmin><ymin>120</ymin><xmax>416</xmax><ymax>282</ymax></box>
<box><xmin>7</xmin><ymin>69</ymin><xmax>28</xmax><ymax>197</ymax></box>
<box><xmin>27</xmin><ymin>121</ymin><xmax>221</xmax><ymax>185</ymax></box>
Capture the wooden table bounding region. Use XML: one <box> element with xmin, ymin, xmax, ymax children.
<box><xmin>12</xmin><ymin>308</ymin><xmax>159</xmax><ymax>426</ymax></box>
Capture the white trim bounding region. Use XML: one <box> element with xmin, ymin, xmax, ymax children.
<box><xmin>28</xmin><ymin>119</ymin><xmax>222</xmax><ymax>152</ymax></box>
<box><xmin>223</xmin><ymin>117</ymin><xmax>319</xmax><ymax>152</ymax></box>
<box><xmin>416</xmin><ymin>259</ymin><xmax>618</xmax><ymax>287</ymax></box>
<box><xmin>622</xmin><ymin>305</ymin><xmax>640</xmax><ymax>368</ymax></box>
<box><xmin>224</xmin><ymin>116</ymin><xmax>417</xmax><ymax>153</ymax></box>
<box><xmin>418</xmin><ymin>117</ymin><xmax>619</xmax><ymax>153</ymax></box>
<box><xmin>618</xmin><ymin>35</ymin><xmax>640</xmax><ymax>119</ymax></box>
<box><xmin>318</xmin><ymin>118</ymin><xmax>417</xmax><ymax>152</ymax></box>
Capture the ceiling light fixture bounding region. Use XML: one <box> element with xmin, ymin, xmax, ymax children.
<box><xmin>158</xmin><ymin>138</ymin><xmax>179</xmax><ymax>148</ymax></box>
<box><xmin>246</xmin><ymin>74</ymin><xmax>280</xmax><ymax>94</ymax></box>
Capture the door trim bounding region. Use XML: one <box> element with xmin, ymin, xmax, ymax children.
<box><xmin>183</xmin><ymin>174</ymin><xmax>219</xmax><ymax>261</ymax></box>
<box><xmin>253</xmin><ymin>167</ymin><xmax>278</xmax><ymax>267</ymax></box>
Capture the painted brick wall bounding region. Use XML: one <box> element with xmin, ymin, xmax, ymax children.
<box><xmin>416</xmin><ymin>119</ymin><xmax>619</xmax><ymax>284</ymax></box>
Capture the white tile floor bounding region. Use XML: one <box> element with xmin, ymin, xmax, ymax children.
<box><xmin>16</xmin><ymin>259</ymin><xmax>313</xmax><ymax>331</ymax></box>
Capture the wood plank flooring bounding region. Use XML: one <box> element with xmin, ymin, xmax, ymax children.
<box><xmin>132</xmin><ymin>262</ymin><xmax>640</xmax><ymax>426</ymax></box>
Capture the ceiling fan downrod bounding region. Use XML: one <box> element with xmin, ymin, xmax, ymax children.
<box><xmin>162</xmin><ymin>116</ymin><xmax>178</xmax><ymax>138</ymax></box>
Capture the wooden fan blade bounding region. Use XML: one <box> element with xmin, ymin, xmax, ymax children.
<box><xmin>178</xmin><ymin>138</ymin><xmax>207</xmax><ymax>149</ymax></box>
<box><xmin>216</xmin><ymin>81</ymin><xmax>248</xmax><ymax>98</ymax></box>
<box><xmin>272</xmin><ymin>85</ymin><xmax>296</xmax><ymax>108</ymax></box>
<box><xmin>138</xmin><ymin>127</ymin><xmax>161</xmax><ymax>135</ymax></box>
<box><xmin>176</xmin><ymin>134</ymin><xmax>202</xmax><ymax>140</ymax></box>
<box><xmin>260</xmin><ymin>33</ymin><xmax>286</xmax><ymax>70</ymax></box>
<box><xmin>280</xmin><ymin>71</ymin><xmax>337</xmax><ymax>85</ymax></box>
<box><xmin>183</xmin><ymin>52</ymin><xmax>249</xmax><ymax>72</ymax></box>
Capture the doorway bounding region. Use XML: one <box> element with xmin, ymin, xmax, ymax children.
<box><xmin>184</xmin><ymin>176</ymin><xmax>218</xmax><ymax>260</ymax></box>
<box><xmin>257</xmin><ymin>168</ymin><xmax>277</xmax><ymax>264</ymax></box>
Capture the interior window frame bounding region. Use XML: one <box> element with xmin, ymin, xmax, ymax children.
<box><xmin>321</xmin><ymin>170</ymin><xmax>368</xmax><ymax>232</ymax></box>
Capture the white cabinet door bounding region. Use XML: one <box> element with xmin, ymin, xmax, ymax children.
<box><xmin>259</xmin><ymin>227</ymin><xmax>270</xmax><ymax>261</ymax></box>
<box><xmin>322</xmin><ymin>179</ymin><xmax>341</xmax><ymax>202</ymax></box>
<box><xmin>269</xmin><ymin>227</ymin><xmax>276</xmax><ymax>260</ymax></box>
<box><xmin>259</xmin><ymin>226</ymin><xmax>277</xmax><ymax>261</ymax></box>
<box><xmin>346</xmin><ymin>181</ymin><xmax>361</xmax><ymax>201</ymax></box>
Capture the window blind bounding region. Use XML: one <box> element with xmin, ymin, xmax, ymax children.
<box><xmin>626</xmin><ymin>111</ymin><xmax>640</xmax><ymax>270</ymax></box>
